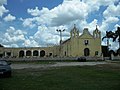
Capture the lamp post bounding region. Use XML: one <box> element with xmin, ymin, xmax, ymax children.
<box><xmin>56</xmin><ymin>29</ymin><xmax>65</xmax><ymax>44</ymax></box>
<box><xmin>56</xmin><ymin>29</ymin><xmax>65</xmax><ymax>58</ymax></box>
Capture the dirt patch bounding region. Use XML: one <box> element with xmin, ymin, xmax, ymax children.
<box><xmin>11</xmin><ymin>61</ymin><xmax>108</xmax><ymax>69</ymax></box>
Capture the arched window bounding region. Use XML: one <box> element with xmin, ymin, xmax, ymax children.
<box><xmin>26</xmin><ymin>50</ymin><xmax>31</xmax><ymax>56</ymax></box>
<box><xmin>19</xmin><ymin>50</ymin><xmax>24</xmax><ymax>57</ymax></box>
<box><xmin>33</xmin><ymin>50</ymin><xmax>39</xmax><ymax>56</ymax></box>
<box><xmin>40</xmin><ymin>50</ymin><xmax>45</xmax><ymax>57</ymax></box>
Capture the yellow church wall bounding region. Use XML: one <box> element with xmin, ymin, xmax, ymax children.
<box><xmin>78</xmin><ymin>38</ymin><xmax>101</xmax><ymax>57</ymax></box>
<box><xmin>70</xmin><ymin>38</ymin><xmax>79</xmax><ymax>57</ymax></box>
<box><xmin>61</xmin><ymin>26</ymin><xmax>102</xmax><ymax>57</ymax></box>
<box><xmin>61</xmin><ymin>37</ymin><xmax>101</xmax><ymax>57</ymax></box>
<box><xmin>0</xmin><ymin>46</ymin><xmax>60</xmax><ymax>58</ymax></box>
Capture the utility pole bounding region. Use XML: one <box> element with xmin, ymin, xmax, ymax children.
<box><xmin>56</xmin><ymin>29</ymin><xmax>65</xmax><ymax>58</ymax></box>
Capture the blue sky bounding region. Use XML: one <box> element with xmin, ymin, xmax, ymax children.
<box><xmin>4</xmin><ymin>0</ymin><xmax>63</xmax><ymax>18</ymax></box>
<box><xmin>0</xmin><ymin>0</ymin><xmax>120</xmax><ymax>50</ymax></box>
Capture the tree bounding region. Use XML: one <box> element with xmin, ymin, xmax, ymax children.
<box><xmin>102</xmin><ymin>27</ymin><xmax>120</xmax><ymax>56</ymax></box>
<box><xmin>113</xmin><ymin>27</ymin><xmax>120</xmax><ymax>48</ymax></box>
<box><xmin>102</xmin><ymin>31</ymin><xmax>115</xmax><ymax>58</ymax></box>
<box><xmin>102</xmin><ymin>31</ymin><xmax>115</xmax><ymax>50</ymax></box>
<box><xmin>0</xmin><ymin>44</ymin><xmax>4</xmax><ymax>47</ymax></box>
<box><xmin>113</xmin><ymin>27</ymin><xmax>120</xmax><ymax>55</ymax></box>
<box><xmin>102</xmin><ymin>31</ymin><xmax>115</xmax><ymax>41</ymax></box>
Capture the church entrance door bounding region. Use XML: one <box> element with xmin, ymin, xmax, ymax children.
<box><xmin>84</xmin><ymin>48</ymin><xmax>90</xmax><ymax>56</ymax></box>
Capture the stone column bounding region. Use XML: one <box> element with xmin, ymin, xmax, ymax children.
<box><xmin>111</xmin><ymin>53</ymin><xmax>114</xmax><ymax>60</ymax></box>
<box><xmin>4</xmin><ymin>51</ymin><xmax>7</xmax><ymax>57</ymax></box>
<box><xmin>38</xmin><ymin>50</ymin><xmax>40</xmax><ymax>57</ymax></box>
<box><xmin>31</xmin><ymin>50</ymin><xmax>33</xmax><ymax>57</ymax></box>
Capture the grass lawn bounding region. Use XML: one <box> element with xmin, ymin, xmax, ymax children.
<box><xmin>0</xmin><ymin>64</ymin><xmax>120</xmax><ymax>90</ymax></box>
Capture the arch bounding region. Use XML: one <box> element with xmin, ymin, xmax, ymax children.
<box><xmin>33</xmin><ymin>50</ymin><xmax>39</xmax><ymax>56</ymax></box>
<box><xmin>40</xmin><ymin>50</ymin><xmax>45</xmax><ymax>57</ymax></box>
<box><xmin>84</xmin><ymin>48</ymin><xmax>90</xmax><ymax>56</ymax></box>
<box><xmin>26</xmin><ymin>50</ymin><xmax>32</xmax><ymax>56</ymax></box>
<box><xmin>19</xmin><ymin>50</ymin><xmax>24</xmax><ymax>57</ymax></box>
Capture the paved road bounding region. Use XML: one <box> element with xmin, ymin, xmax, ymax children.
<box><xmin>11</xmin><ymin>62</ymin><xmax>107</xmax><ymax>69</ymax></box>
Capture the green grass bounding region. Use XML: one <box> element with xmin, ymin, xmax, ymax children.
<box><xmin>0</xmin><ymin>65</ymin><xmax>120</xmax><ymax>90</ymax></box>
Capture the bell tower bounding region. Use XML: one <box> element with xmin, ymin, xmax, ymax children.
<box><xmin>93</xmin><ymin>25</ymin><xmax>101</xmax><ymax>38</ymax></box>
<box><xmin>70</xmin><ymin>24</ymin><xmax>79</xmax><ymax>38</ymax></box>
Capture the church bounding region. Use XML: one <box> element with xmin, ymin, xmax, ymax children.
<box><xmin>0</xmin><ymin>25</ymin><xmax>102</xmax><ymax>59</ymax></box>
<box><xmin>61</xmin><ymin>24</ymin><xmax>101</xmax><ymax>57</ymax></box>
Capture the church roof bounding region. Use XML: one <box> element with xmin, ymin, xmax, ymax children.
<box><xmin>79</xmin><ymin>28</ymin><xmax>94</xmax><ymax>39</ymax></box>
<box><xmin>61</xmin><ymin>38</ymin><xmax>71</xmax><ymax>44</ymax></box>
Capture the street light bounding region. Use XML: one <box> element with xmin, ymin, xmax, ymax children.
<box><xmin>56</xmin><ymin>29</ymin><xmax>65</xmax><ymax>45</ymax></box>
<box><xmin>56</xmin><ymin>29</ymin><xmax>65</xmax><ymax>58</ymax></box>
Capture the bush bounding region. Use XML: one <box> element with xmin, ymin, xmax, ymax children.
<box><xmin>77</xmin><ymin>57</ymin><xmax>86</xmax><ymax>62</ymax></box>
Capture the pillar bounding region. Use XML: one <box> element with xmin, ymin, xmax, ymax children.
<box><xmin>31</xmin><ymin>50</ymin><xmax>33</xmax><ymax>57</ymax></box>
<box><xmin>38</xmin><ymin>50</ymin><xmax>40</xmax><ymax>57</ymax></box>
<box><xmin>24</xmin><ymin>50</ymin><xmax>26</xmax><ymax>57</ymax></box>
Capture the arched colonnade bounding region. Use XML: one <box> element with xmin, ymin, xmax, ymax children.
<box><xmin>19</xmin><ymin>50</ymin><xmax>46</xmax><ymax>57</ymax></box>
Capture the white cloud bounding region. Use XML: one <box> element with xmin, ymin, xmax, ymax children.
<box><xmin>31</xmin><ymin>24</ymin><xmax>73</xmax><ymax>46</ymax></box>
<box><xmin>5</xmin><ymin>26</ymin><xmax>26</xmax><ymax>42</ymax></box>
<box><xmin>34</xmin><ymin>25</ymin><xmax>60</xmax><ymax>45</ymax></box>
<box><xmin>82</xmin><ymin>19</ymin><xmax>98</xmax><ymax>33</ymax></box>
<box><xmin>105</xmin><ymin>16</ymin><xmax>119</xmax><ymax>23</ymax></box>
<box><xmin>64</xmin><ymin>0</ymin><xmax>80</xmax><ymax>3</ymax></box>
<box><xmin>25</xmin><ymin>1</ymin><xmax>89</xmax><ymax>27</ymax></box>
<box><xmin>0</xmin><ymin>5</ymin><xmax>8</xmax><ymax>17</ymax></box>
<box><xmin>22</xmin><ymin>18</ymin><xmax>36</xmax><ymax>28</ymax></box>
<box><xmin>103</xmin><ymin>3</ymin><xmax>120</xmax><ymax>18</ymax></box>
<box><xmin>11</xmin><ymin>44</ymin><xmax>19</xmax><ymax>47</ymax></box>
<box><xmin>3</xmin><ymin>44</ymin><xmax>19</xmax><ymax>48</ymax></box>
<box><xmin>23</xmin><ymin>0</ymin><xmax>119</xmax><ymax>47</ymax></box>
<box><xmin>25</xmin><ymin>0</ymin><xmax>119</xmax><ymax>28</ymax></box>
<box><xmin>0</xmin><ymin>0</ymin><xmax>7</xmax><ymax>5</ymax></box>
<box><xmin>0</xmin><ymin>26</ymin><xmax>43</xmax><ymax>47</ymax></box>
<box><xmin>23</xmin><ymin>39</ymin><xmax>40</xmax><ymax>47</ymax></box>
<box><xmin>1</xmin><ymin>26</ymin><xmax>27</xmax><ymax>47</ymax></box>
<box><xmin>51</xmin><ymin>1</ymin><xmax>88</xmax><ymax>26</ymax></box>
<box><xmin>0</xmin><ymin>0</ymin><xmax>8</xmax><ymax>17</ymax></box>
<box><xmin>4</xmin><ymin>14</ymin><xmax>16</xmax><ymax>22</ymax></box>
<box><xmin>82</xmin><ymin>0</ymin><xmax>118</xmax><ymax>11</ymax></box>
<box><xmin>109</xmin><ymin>39</ymin><xmax>119</xmax><ymax>50</ymax></box>
<box><xmin>27</xmin><ymin>7</ymin><xmax>41</xmax><ymax>16</ymax></box>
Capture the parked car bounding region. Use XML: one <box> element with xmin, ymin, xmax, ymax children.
<box><xmin>77</xmin><ymin>57</ymin><xmax>86</xmax><ymax>62</ymax></box>
<box><xmin>0</xmin><ymin>60</ymin><xmax>11</xmax><ymax>77</ymax></box>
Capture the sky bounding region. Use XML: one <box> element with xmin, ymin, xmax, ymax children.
<box><xmin>0</xmin><ymin>0</ymin><xmax>120</xmax><ymax>51</ymax></box>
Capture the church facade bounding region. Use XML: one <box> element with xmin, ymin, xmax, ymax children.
<box><xmin>61</xmin><ymin>25</ymin><xmax>101</xmax><ymax>57</ymax></box>
<box><xmin>0</xmin><ymin>25</ymin><xmax>102</xmax><ymax>58</ymax></box>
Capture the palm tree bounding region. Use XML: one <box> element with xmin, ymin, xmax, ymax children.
<box><xmin>0</xmin><ymin>44</ymin><xmax>4</xmax><ymax>47</ymax></box>
<box><xmin>102</xmin><ymin>31</ymin><xmax>115</xmax><ymax>41</ymax></box>
<box><xmin>102</xmin><ymin>31</ymin><xmax>115</xmax><ymax>49</ymax></box>
<box><xmin>113</xmin><ymin>27</ymin><xmax>120</xmax><ymax>55</ymax></box>
<box><xmin>102</xmin><ymin>31</ymin><xmax>115</xmax><ymax>58</ymax></box>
